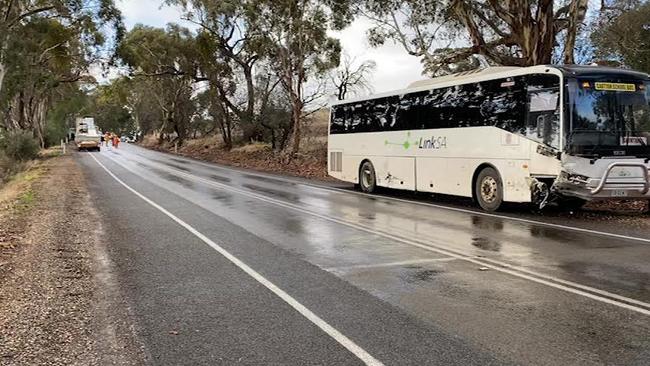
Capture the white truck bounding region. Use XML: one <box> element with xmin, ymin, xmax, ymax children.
<box><xmin>74</xmin><ymin>117</ymin><xmax>101</xmax><ymax>151</ymax></box>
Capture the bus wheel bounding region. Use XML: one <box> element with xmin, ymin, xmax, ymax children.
<box><xmin>359</xmin><ymin>161</ymin><xmax>377</xmax><ymax>193</ymax></box>
<box><xmin>475</xmin><ymin>167</ymin><xmax>503</xmax><ymax>211</ymax></box>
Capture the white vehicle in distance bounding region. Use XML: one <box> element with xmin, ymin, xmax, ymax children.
<box><xmin>327</xmin><ymin>65</ymin><xmax>650</xmax><ymax>211</ymax></box>
<box><xmin>74</xmin><ymin>117</ymin><xmax>101</xmax><ymax>152</ymax></box>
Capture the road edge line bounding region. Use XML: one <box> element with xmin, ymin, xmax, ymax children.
<box><xmin>109</xmin><ymin>153</ymin><xmax>650</xmax><ymax>316</ymax></box>
<box><xmin>88</xmin><ymin>153</ymin><xmax>385</xmax><ymax>366</ymax></box>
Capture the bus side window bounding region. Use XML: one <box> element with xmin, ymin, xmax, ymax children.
<box><xmin>525</xmin><ymin>74</ymin><xmax>561</xmax><ymax>148</ymax></box>
<box><xmin>331</xmin><ymin>106</ymin><xmax>346</xmax><ymax>133</ymax></box>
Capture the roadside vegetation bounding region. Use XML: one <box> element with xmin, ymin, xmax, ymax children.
<box><xmin>91</xmin><ymin>0</ymin><xmax>650</xmax><ymax>178</ymax></box>
<box><xmin>1</xmin><ymin>0</ymin><xmax>649</xmax><ymax>194</ymax></box>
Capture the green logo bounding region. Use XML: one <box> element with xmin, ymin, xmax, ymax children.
<box><xmin>384</xmin><ymin>132</ymin><xmax>419</xmax><ymax>150</ymax></box>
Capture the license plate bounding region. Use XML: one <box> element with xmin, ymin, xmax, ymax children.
<box><xmin>611</xmin><ymin>190</ymin><xmax>628</xmax><ymax>197</ymax></box>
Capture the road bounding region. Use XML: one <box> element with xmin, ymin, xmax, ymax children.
<box><xmin>76</xmin><ymin>144</ymin><xmax>650</xmax><ymax>365</ymax></box>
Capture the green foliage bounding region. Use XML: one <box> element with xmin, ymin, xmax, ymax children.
<box><xmin>44</xmin><ymin>86</ymin><xmax>90</xmax><ymax>147</ymax></box>
<box><xmin>0</xmin><ymin>150</ymin><xmax>18</xmax><ymax>182</ymax></box>
<box><xmin>0</xmin><ymin>1</ymin><xmax>123</xmax><ymax>147</ymax></box>
<box><xmin>116</xmin><ymin>25</ymin><xmax>200</xmax><ymax>143</ymax></box>
<box><xmin>1</xmin><ymin>131</ymin><xmax>40</xmax><ymax>161</ymax></box>
<box><xmin>19</xmin><ymin>189</ymin><xmax>35</xmax><ymax>205</ymax></box>
<box><xmin>362</xmin><ymin>0</ymin><xmax>590</xmax><ymax>74</ymax></box>
<box><xmin>592</xmin><ymin>2</ymin><xmax>650</xmax><ymax>73</ymax></box>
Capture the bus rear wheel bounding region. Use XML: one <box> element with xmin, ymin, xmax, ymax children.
<box><xmin>475</xmin><ymin>167</ymin><xmax>503</xmax><ymax>212</ymax></box>
<box><xmin>359</xmin><ymin>161</ymin><xmax>377</xmax><ymax>193</ymax></box>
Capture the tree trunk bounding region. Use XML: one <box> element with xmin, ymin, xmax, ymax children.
<box><xmin>0</xmin><ymin>31</ymin><xmax>9</xmax><ymax>97</ymax></box>
<box><xmin>0</xmin><ymin>62</ymin><xmax>6</xmax><ymax>98</ymax></box>
<box><xmin>244</xmin><ymin>66</ymin><xmax>255</xmax><ymax>124</ymax></box>
<box><xmin>241</xmin><ymin>66</ymin><xmax>257</xmax><ymax>141</ymax></box>
<box><xmin>563</xmin><ymin>0</ymin><xmax>589</xmax><ymax>64</ymax></box>
<box><xmin>289</xmin><ymin>97</ymin><xmax>303</xmax><ymax>157</ymax></box>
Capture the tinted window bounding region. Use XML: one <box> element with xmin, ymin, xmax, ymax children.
<box><xmin>525</xmin><ymin>74</ymin><xmax>561</xmax><ymax>148</ymax></box>
<box><xmin>330</xmin><ymin>75</ymin><xmax>535</xmax><ymax>134</ymax></box>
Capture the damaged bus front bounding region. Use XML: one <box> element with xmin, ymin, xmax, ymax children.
<box><xmin>554</xmin><ymin>67</ymin><xmax>650</xmax><ymax>204</ymax></box>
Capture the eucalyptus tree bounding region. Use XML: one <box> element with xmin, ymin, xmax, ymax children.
<box><xmin>331</xmin><ymin>54</ymin><xmax>376</xmax><ymax>100</ymax></box>
<box><xmin>252</xmin><ymin>0</ymin><xmax>351</xmax><ymax>156</ymax></box>
<box><xmin>168</xmin><ymin>0</ymin><xmax>266</xmax><ymax>139</ymax></box>
<box><xmin>592</xmin><ymin>1</ymin><xmax>650</xmax><ymax>73</ymax></box>
<box><xmin>117</xmin><ymin>24</ymin><xmax>203</xmax><ymax>144</ymax></box>
<box><xmin>0</xmin><ymin>0</ymin><xmax>123</xmax><ymax>98</ymax></box>
<box><xmin>0</xmin><ymin>0</ymin><xmax>122</xmax><ymax>148</ymax></box>
<box><xmin>362</xmin><ymin>0</ymin><xmax>591</xmax><ymax>75</ymax></box>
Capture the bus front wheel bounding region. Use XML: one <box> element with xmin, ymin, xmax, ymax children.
<box><xmin>475</xmin><ymin>167</ymin><xmax>503</xmax><ymax>212</ymax></box>
<box><xmin>359</xmin><ymin>161</ymin><xmax>377</xmax><ymax>193</ymax></box>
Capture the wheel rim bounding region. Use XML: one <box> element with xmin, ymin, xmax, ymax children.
<box><xmin>480</xmin><ymin>176</ymin><xmax>498</xmax><ymax>203</ymax></box>
<box><xmin>361</xmin><ymin>166</ymin><xmax>374</xmax><ymax>188</ymax></box>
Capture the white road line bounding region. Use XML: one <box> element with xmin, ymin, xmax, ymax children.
<box><xmin>328</xmin><ymin>257</ymin><xmax>460</xmax><ymax>271</ymax></box>
<box><xmin>105</xmin><ymin>152</ymin><xmax>650</xmax><ymax>316</ymax></box>
<box><xmin>126</xmin><ymin>145</ymin><xmax>650</xmax><ymax>245</ymax></box>
<box><xmin>88</xmin><ymin>153</ymin><xmax>384</xmax><ymax>366</ymax></box>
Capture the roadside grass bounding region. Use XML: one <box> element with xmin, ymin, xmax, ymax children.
<box><xmin>0</xmin><ymin>166</ymin><xmax>43</xmax><ymax>213</ymax></box>
<box><xmin>0</xmin><ymin>145</ymin><xmax>63</xmax><ymax>214</ymax></box>
<box><xmin>0</xmin><ymin>145</ymin><xmax>67</xmax><ymax>253</ymax></box>
<box><xmin>19</xmin><ymin>189</ymin><xmax>35</xmax><ymax>205</ymax></box>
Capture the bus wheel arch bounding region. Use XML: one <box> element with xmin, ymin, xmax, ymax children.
<box><xmin>472</xmin><ymin>164</ymin><xmax>504</xmax><ymax>211</ymax></box>
<box><xmin>358</xmin><ymin>159</ymin><xmax>377</xmax><ymax>193</ymax></box>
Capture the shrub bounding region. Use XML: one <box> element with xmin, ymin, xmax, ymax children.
<box><xmin>2</xmin><ymin>131</ymin><xmax>40</xmax><ymax>161</ymax></box>
<box><xmin>0</xmin><ymin>150</ymin><xmax>21</xmax><ymax>183</ymax></box>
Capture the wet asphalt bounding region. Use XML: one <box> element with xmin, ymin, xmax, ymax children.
<box><xmin>76</xmin><ymin>144</ymin><xmax>650</xmax><ymax>365</ymax></box>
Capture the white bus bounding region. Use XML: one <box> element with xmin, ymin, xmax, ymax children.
<box><xmin>327</xmin><ymin>65</ymin><xmax>650</xmax><ymax>211</ymax></box>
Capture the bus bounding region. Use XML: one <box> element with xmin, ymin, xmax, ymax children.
<box><xmin>327</xmin><ymin>65</ymin><xmax>650</xmax><ymax>211</ymax></box>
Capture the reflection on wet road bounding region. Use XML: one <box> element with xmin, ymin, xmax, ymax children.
<box><xmin>87</xmin><ymin>145</ymin><xmax>650</xmax><ymax>365</ymax></box>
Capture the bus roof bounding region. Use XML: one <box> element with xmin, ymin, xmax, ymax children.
<box><xmin>555</xmin><ymin>65</ymin><xmax>650</xmax><ymax>79</ymax></box>
<box><xmin>330</xmin><ymin>64</ymin><xmax>650</xmax><ymax>107</ymax></box>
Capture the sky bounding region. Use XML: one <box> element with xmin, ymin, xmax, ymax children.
<box><xmin>114</xmin><ymin>0</ymin><xmax>426</xmax><ymax>94</ymax></box>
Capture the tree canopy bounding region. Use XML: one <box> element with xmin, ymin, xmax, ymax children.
<box><xmin>592</xmin><ymin>1</ymin><xmax>650</xmax><ymax>73</ymax></box>
<box><xmin>362</xmin><ymin>0</ymin><xmax>592</xmax><ymax>75</ymax></box>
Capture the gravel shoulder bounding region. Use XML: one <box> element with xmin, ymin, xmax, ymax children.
<box><xmin>0</xmin><ymin>153</ymin><xmax>145</xmax><ymax>365</ymax></box>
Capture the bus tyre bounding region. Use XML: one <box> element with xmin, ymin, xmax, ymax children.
<box><xmin>359</xmin><ymin>161</ymin><xmax>377</xmax><ymax>193</ymax></box>
<box><xmin>475</xmin><ymin>167</ymin><xmax>503</xmax><ymax>212</ymax></box>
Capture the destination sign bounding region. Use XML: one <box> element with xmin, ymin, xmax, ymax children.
<box><xmin>594</xmin><ymin>82</ymin><xmax>636</xmax><ymax>92</ymax></box>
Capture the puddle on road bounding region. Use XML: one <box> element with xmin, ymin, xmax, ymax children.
<box><xmin>152</xmin><ymin>158</ymin><xmax>191</xmax><ymax>172</ymax></box>
<box><xmin>471</xmin><ymin>216</ymin><xmax>504</xmax><ymax>231</ymax></box>
<box><xmin>529</xmin><ymin>226</ymin><xmax>624</xmax><ymax>248</ymax></box>
<box><xmin>471</xmin><ymin>237</ymin><xmax>502</xmax><ymax>252</ymax></box>
<box><xmin>402</xmin><ymin>268</ymin><xmax>443</xmax><ymax>283</ymax></box>
<box><xmin>243</xmin><ymin>174</ymin><xmax>296</xmax><ymax>186</ymax></box>
<box><xmin>558</xmin><ymin>261</ymin><xmax>650</xmax><ymax>297</ymax></box>
<box><xmin>210</xmin><ymin>174</ymin><xmax>231</xmax><ymax>183</ymax></box>
<box><xmin>210</xmin><ymin>190</ymin><xmax>233</xmax><ymax>206</ymax></box>
<box><xmin>357</xmin><ymin>212</ymin><xmax>376</xmax><ymax>220</ymax></box>
<box><xmin>170</xmin><ymin>157</ymin><xmax>190</xmax><ymax>165</ymax></box>
<box><xmin>167</xmin><ymin>163</ymin><xmax>191</xmax><ymax>172</ymax></box>
<box><xmin>148</xmin><ymin>167</ymin><xmax>194</xmax><ymax>189</ymax></box>
<box><xmin>242</xmin><ymin>183</ymin><xmax>301</xmax><ymax>202</ymax></box>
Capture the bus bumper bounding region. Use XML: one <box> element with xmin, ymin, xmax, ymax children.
<box><xmin>555</xmin><ymin>162</ymin><xmax>650</xmax><ymax>200</ymax></box>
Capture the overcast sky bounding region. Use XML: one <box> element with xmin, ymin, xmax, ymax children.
<box><xmin>115</xmin><ymin>0</ymin><xmax>426</xmax><ymax>94</ymax></box>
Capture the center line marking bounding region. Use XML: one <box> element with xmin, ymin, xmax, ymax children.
<box><xmin>89</xmin><ymin>153</ymin><xmax>384</xmax><ymax>366</ymax></box>
<box><xmin>328</xmin><ymin>257</ymin><xmax>459</xmax><ymax>271</ymax></box>
<box><xmin>103</xmin><ymin>152</ymin><xmax>650</xmax><ymax>316</ymax></box>
<box><xmin>125</xmin><ymin>145</ymin><xmax>650</xmax><ymax>245</ymax></box>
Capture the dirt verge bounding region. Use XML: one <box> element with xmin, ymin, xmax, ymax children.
<box><xmin>0</xmin><ymin>153</ymin><xmax>145</xmax><ymax>365</ymax></box>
